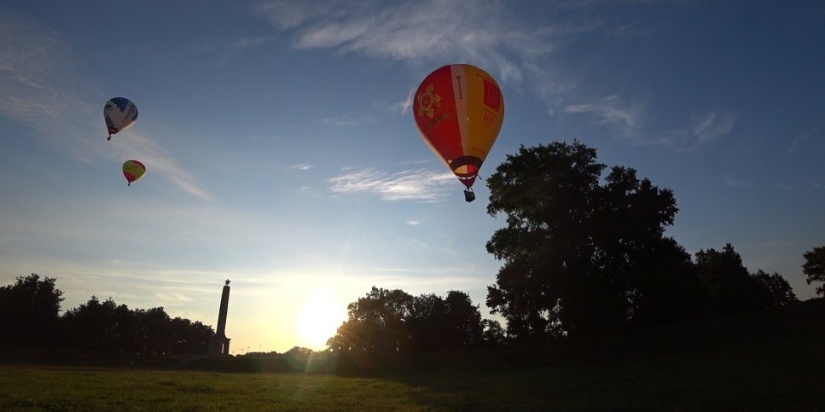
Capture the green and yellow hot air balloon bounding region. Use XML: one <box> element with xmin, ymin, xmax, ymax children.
<box><xmin>122</xmin><ymin>160</ymin><xmax>146</xmax><ymax>186</ymax></box>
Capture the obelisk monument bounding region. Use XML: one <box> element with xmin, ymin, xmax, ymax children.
<box><xmin>207</xmin><ymin>279</ymin><xmax>232</xmax><ymax>356</ymax></box>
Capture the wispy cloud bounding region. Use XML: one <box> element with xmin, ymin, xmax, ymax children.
<box><xmin>400</xmin><ymin>86</ymin><xmax>416</xmax><ymax>115</ymax></box>
<box><xmin>725</xmin><ymin>177</ymin><xmax>750</xmax><ymax>188</ymax></box>
<box><xmin>230</xmin><ymin>35</ymin><xmax>274</xmax><ymax>50</ymax></box>
<box><xmin>656</xmin><ymin>110</ymin><xmax>739</xmax><ymax>149</ymax></box>
<box><xmin>0</xmin><ymin>12</ymin><xmax>210</xmax><ymax>200</ymax></box>
<box><xmin>692</xmin><ymin>111</ymin><xmax>738</xmax><ymax>144</ymax></box>
<box><xmin>322</xmin><ymin>114</ymin><xmax>378</xmax><ymax>126</ymax></box>
<box><xmin>775</xmin><ymin>183</ymin><xmax>792</xmax><ymax>192</ymax></box>
<box><xmin>406</xmin><ymin>220</ymin><xmax>421</xmax><ymax>226</ymax></box>
<box><xmin>373</xmin><ymin>91</ymin><xmax>414</xmax><ymax>115</ymax></box>
<box><xmin>785</xmin><ymin>132</ymin><xmax>810</xmax><ymax>158</ymax></box>
<box><xmin>253</xmin><ymin>0</ymin><xmax>595</xmax><ymax>103</ymax></box>
<box><xmin>207</xmin><ymin>35</ymin><xmax>277</xmax><ymax>67</ymax></box>
<box><xmin>0</xmin><ymin>13</ymin><xmax>87</xmax><ymax>144</ymax></box>
<box><xmin>328</xmin><ymin>167</ymin><xmax>455</xmax><ymax>202</ymax></box>
<box><xmin>155</xmin><ymin>293</ymin><xmax>193</xmax><ymax>303</ymax></box>
<box><xmin>563</xmin><ymin>95</ymin><xmax>646</xmax><ymax>137</ymax></box>
<box><xmin>402</xmin><ymin>236</ymin><xmax>430</xmax><ymax>250</ymax></box>
<box><xmin>290</xmin><ymin>164</ymin><xmax>314</xmax><ymax>171</ymax></box>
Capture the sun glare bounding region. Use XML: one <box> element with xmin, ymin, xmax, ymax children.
<box><xmin>295</xmin><ymin>296</ymin><xmax>347</xmax><ymax>349</ymax></box>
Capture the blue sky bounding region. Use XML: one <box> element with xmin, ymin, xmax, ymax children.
<box><xmin>1</xmin><ymin>0</ymin><xmax>823</xmax><ymax>353</ymax></box>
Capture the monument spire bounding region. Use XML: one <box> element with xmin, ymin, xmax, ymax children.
<box><xmin>207</xmin><ymin>280</ymin><xmax>232</xmax><ymax>356</ymax></box>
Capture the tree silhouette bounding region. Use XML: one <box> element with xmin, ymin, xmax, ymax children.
<box><xmin>622</xmin><ymin>237</ymin><xmax>709</xmax><ymax>326</ymax></box>
<box><xmin>61</xmin><ymin>296</ymin><xmax>119</xmax><ymax>351</ymax></box>
<box><xmin>328</xmin><ymin>287</ymin><xmax>413</xmax><ymax>361</ymax></box>
<box><xmin>406</xmin><ymin>291</ymin><xmax>485</xmax><ymax>353</ymax></box>
<box><xmin>134</xmin><ymin>307</ymin><xmax>173</xmax><ymax>355</ymax></box>
<box><xmin>328</xmin><ymin>287</ymin><xmax>488</xmax><ymax>366</ymax></box>
<box><xmin>0</xmin><ymin>275</ymin><xmax>213</xmax><ymax>355</ymax></box>
<box><xmin>802</xmin><ymin>246</ymin><xmax>825</xmax><ymax>297</ymax></box>
<box><xmin>485</xmin><ymin>141</ymin><xmax>695</xmax><ymax>339</ymax></box>
<box><xmin>443</xmin><ymin>291</ymin><xmax>484</xmax><ymax>348</ymax></box>
<box><xmin>480</xmin><ymin>319</ymin><xmax>506</xmax><ymax>347</ymax></box>
<box><xmin>61</xmin><ymin>296</ymin><xmax>213</xmax><ymax>355</ymax></box>
<box><xmin>406</xmin><ymin>293</ymin><xmax>449</xmax><ymax>353</ymax></box>
<box><xmin>752</xmin><ymin>270</ymin><xmax>798</xmax><ymax>306</ymax></box>
<box><xmin>0</xmin><ymin>274</ymin><xmax>63</xmax><ymax>346</ymax></box>
<box><xmin>169</xmin><ymin>317</ymin><xmax>213</xmax><ymax>355</ymax></box>
<box><xmin>695</xmin><ymin>244</ymin><xmax>772</xmax><ymax>314</ymax></box>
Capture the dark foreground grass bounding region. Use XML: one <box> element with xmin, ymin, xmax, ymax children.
<box><xmin>1</xmin><ymin>345</ymin><xmax>821</xmax><ymax>412</ymax></box>
<box><xmin>1</xmin><ymin>300</ymin><xmax>823</xmax><ymax>411</ymax></box>
<box><xmin>0</xmin><ymin>368</ymin><xmax>426</xmax><ymax>412</ymax></box>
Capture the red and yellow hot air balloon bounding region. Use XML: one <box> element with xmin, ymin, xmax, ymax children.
<box><xmin>122</xmin><ymin>160</ymin><xmax>146</xmax><ymax>186</ymax></box>
<box><xmin>413</xmin><ymin>64</ymin><xmax>504</xmax><ymax>202</ymax></box>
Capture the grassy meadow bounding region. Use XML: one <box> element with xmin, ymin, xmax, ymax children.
<box><xmin>1</xmin><ymin>299</ymin><xmax>823</xmax><ymax>411</ymax></box>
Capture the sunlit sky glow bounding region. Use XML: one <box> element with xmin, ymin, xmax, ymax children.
<box><xmin>1</xmin><ymin>1</ymin><xmax>823</xmax><ymax>353</ymax></box>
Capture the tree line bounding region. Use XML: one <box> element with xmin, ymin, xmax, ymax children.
<box><xmin>326</xmin><ymin>288</ymin><xmax>504</xmax><ymax>366</ymax></box>
<box><xmin>0</xmin><ymin>274</ymin><xmax>213</xmax><ymax>355</ymax></box>
<box><xmin>481</xmin><ymin>141</ymin><xmax>818</xmax><ymax>340</ymax></box>
<box><xmin>2</xmin><ymin>141</ymin><xmax>824</xmax><ymax>366</ymax></box>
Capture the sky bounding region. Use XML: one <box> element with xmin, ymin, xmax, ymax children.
<box><xmin>1</xmin><ymin>0</ymin><xmax>823</xmax><ymax>354</ymax></box>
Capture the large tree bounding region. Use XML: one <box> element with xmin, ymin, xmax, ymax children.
<box><xmin>751</xmin><ymin>270</ymin><xmax>798</xmax><ymax>306</ymax></box>
<box><xmin>802</xmin><ymin>246</ymin><xmax>825</xmax><ymax>297</ymax></box>
<box><xmin>481</xmin><ymin>319</ymin><xmax>506</xmax><ymax>347</ymax></box>
<box><xmin>0</xmin><ymin>274</ymin><xmax>64</xmax><ymax>346</ymax></box>
<box><xmin>443</xmin><ymin>291</ymin><xmax>484</xmax><ymax>348</ymax></box>
<box><xmin>485</xmin><ymin>141</ymin><xmax>699</xmax><ymax>339</ymax></box>
<box><xmin>406</xmin><ymin>290</ymin><xmax>484</xmax><ymax>352</ymax></box>
<box><xmin>328</xmin><ymin>287</ymin><xmax>487</xmax><ymax>363</ymax></box>
<box><xmin>168</xmin><ymin>317</ymin><xmax>214</xmax><ymax>355</ymax></box>
<box><xmin>327</xmin><ymin>287</ymin><xmax>414</xmax><ymax>361</ymax></box>
<box><xmin>694</xmin><ymin>244</ymin><xmax>774</xmax><ymax>314</ymax></box>
<box><xmin>61</xmin><ymin>296</ymin><xmax>119</xmax><ymax>351</ymax></box>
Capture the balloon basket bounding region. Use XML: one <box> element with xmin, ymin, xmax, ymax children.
<box><xmin>464</xmin><ymin>189</ymin><xmax>476</xmax><ymax>202</ymax></box>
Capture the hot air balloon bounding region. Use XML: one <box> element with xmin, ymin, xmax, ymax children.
<box><xmin>122</xmin><ymin>160</ymin><xmax>146</xmax><ymax>186</ymax></box>
<box><xmin>104</xmin><ymin>97</ymin><xmax>139</xmax><ymax>141</ymax></box>
<box><xmin>413</xmin><ymin>64</ymin><xmax>504</xmax><ymax>202</ymax></box>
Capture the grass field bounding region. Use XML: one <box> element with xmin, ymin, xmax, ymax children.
<box><xmin>1</xmin><ymin>300</ymin><xmax>823</xmax><ymax>411</ymax></box>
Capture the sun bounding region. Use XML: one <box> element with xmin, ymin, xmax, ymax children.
<box><xmin>295</xmin><ymin>296</ymin><xmax>347</xmax><ymax>349</ymax></box>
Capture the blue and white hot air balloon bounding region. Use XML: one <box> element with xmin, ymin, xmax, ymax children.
<box><xmin>103</xmin><ymin>97</ymin><xmax>138</xmax><ymax>141</ymax></box>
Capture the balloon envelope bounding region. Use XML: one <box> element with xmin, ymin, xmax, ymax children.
<box><xmin>413</xmin><ymin>64</ymin><xmax>504</xmax><ymax>189</ymax></box>
<box><xmin>122</xmin><ymin>160</ymin><xmax>146</xmax><ymax>186</ymax></box>
<box><xmin>104</xmin><ymin>97</ymin><xmax>138</xmax><ymax>140</ymax></box>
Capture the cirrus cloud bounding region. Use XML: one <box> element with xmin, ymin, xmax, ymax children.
<box><xmin>328</xmin><ymin>167</ymin><xmax>455</xmax><ymax>202</ymax></box>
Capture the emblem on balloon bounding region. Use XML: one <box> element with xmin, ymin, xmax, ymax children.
<box><xmin>417</xmin><ymin>84</ymin><xmax>441</xmax><ymax>118</ymax></box>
